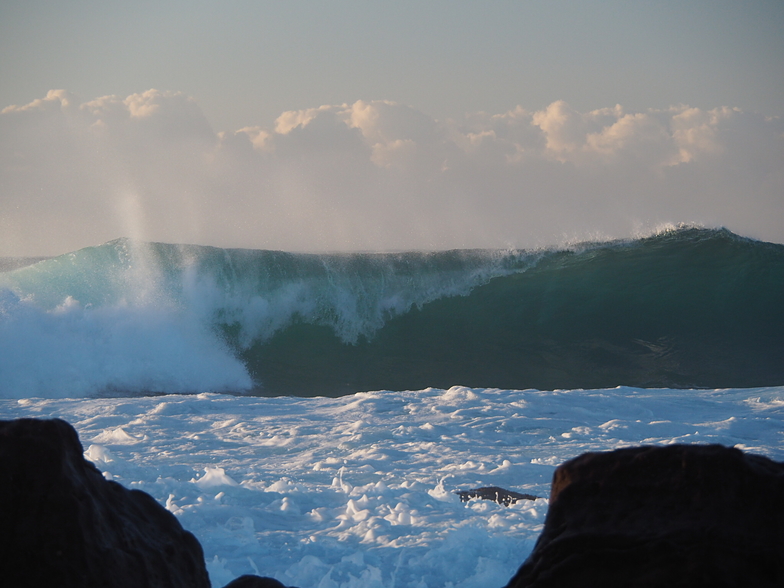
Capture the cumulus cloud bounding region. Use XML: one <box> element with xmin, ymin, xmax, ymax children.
<box><xmin>1</xmin><ymin>90</ymin><xmax>782</xmax><ymax>256</ymax></box>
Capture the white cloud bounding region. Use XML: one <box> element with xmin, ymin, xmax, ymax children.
<box><xmin>670</xmin><ymin>106</ymin><xmax>736</xmax><ymax>163</ymax></box>
<box><xmin>1</xmin><ymin>89</ymin><xmax>73</xmax><ymax>114</ymax></box>
<box><xmin>234</xmin><ymin>127</ymin><xmax>273</xmax><ymax>152</ymax></box>
<box><xmin>584</xmin><ymin>112</ymin><xmax>678</xmax><ymax>165</ymax></box>
<box><xmin>528</xmin><ymin>102</ymin><xmax>685</xmax><ymax>167</ymax></box>
<box><xmin>274</xmin><ymin>105</ymin><xmax>336</xmax><ymax>135</ymax></box>
<box><xmin>1</xmin><ymin>90</ymin><xmax>782</xmax><ymax>256</ymax></box>
<box><xmin>124</xmin><ymin>90</ymin><xmax>166</xmax><ymax>119</ymax></box>
<box><xmin>531</xmin><ymin>100</ymin><xmax>590</xmax><ymax>157</ymax></box>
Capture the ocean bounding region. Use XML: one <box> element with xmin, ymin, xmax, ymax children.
<box><xmin>2</xmin><ymin>225</ymin><xmax>782</xmax><ymax>398</ymax></box>
<box><xmin>1</xmin><ymin>225</ymin><xmax>783</xmax><ymax>587</ymax></box>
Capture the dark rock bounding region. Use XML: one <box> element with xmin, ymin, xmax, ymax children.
<box><xmin>456</xmin><ymin>486</ymin><xmax>538</xmax><ymax>506</ymax></box>
<box><xmin>223</xmin><ymin>575</ymin><xmax>291</xmax><ymax>588</ymax></box>
<box><xmin>0</xmin><ymin>418</ymin><xmax>210</xmax><ymax>588</ymax></box>
<box><xmin>505</xmin><ymin>444</ymin><xmax>784</xmax><ymax>588</ymax></box>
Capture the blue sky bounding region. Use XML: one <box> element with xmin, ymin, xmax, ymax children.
<box><xmin>1</xmin><ymin>1</ymin><xmax>783</xmax><ymax>255</ymax></box>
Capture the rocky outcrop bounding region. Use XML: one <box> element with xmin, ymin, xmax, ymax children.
<box><xmin>456</xmin><ymin>486</ymin><xmax>538</xmax><ymax>506</ymax></box>
<box><xmin>505</xmin><ymin>444</ymin><xmax>784</xmax><ymax>588</ymax></box>
<box><xmin>223</xmin><ymin>575</ymin><xmax>290</xmax><ymax>588</ymax></box>
<box><xmin>0</xmin><ymin>418</ymin><xmax>210</xmax><ymax>588</ymax></box>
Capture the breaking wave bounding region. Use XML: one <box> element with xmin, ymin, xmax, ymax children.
<box><xmin>2</xmin><ymin>226</ymin><xmax>782</xmax><ymax>397</ymax></box>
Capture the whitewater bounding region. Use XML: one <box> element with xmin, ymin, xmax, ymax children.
<box><xmin>4</xmin><ymin>386</ymin><xmax>783</xmax><ymax>587</ymax></box>
<box><xmin>1</xmin><ymin>226</ymin><xmax>783</xmax><ymax>587</ymax></box>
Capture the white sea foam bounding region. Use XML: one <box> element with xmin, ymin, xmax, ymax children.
<box><xmin>2</xmin><ymin>385</ymin><xmax>782</xmax><ymax>587</ymax></box>
<box><xmin>0</xmin><ymin>289</ymin><xmax>252</xmax><ymax>398</ymax></box>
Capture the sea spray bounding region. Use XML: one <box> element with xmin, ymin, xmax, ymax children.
<box><xmin>0</xmin><ymin>241</ymin><xmax>252</xmax><ymax>397</ymax></box>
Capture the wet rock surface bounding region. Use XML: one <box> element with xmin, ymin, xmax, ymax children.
<box><xmin>456</xmin><ymin>486</ymin><xmax>538</xmax><ymax>506</ymax></box>
<box><xmin>505</xmin><ymin>444</ymin><xmax>784</xmax><ymax>588</ymax></box>
<box><xmin>0</xmin><ymin>417</ymin><xmax>210</xmax><ymax>588</ymax></box>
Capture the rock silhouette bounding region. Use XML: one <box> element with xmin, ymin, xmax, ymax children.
<box><xmin>505</xmin><ymin>444</ymin><xmax>784</xmax><ymax>588</ymax></box>
<box><xmin>0</xmin><ymin>418</ymin><xmax>210</xmax><ymax>588</ymax></box>
<box><xmin>223</xmin><ymin>575</ymin><xmax>291</xmax><ymax>588</ymax></box>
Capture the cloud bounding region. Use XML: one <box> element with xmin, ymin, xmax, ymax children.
<box><xmin>1</xmin><ymin>90</ymin><xmax>783</xmax><ymax>256</ymax></box>
<box><xmin>1</xmin><ymin>89</ymin><xmax>73</xmax><ymax>114</ymax></box>
<box><xmin>670</xmin><ymin>106</ymin><xmax>730</xmax><ymax>163</ymax></box>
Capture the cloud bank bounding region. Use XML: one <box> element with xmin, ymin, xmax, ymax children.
<box><xmin>1</xmin><ymin>89</ymin><xmax>783</xmax><ymax>255</ymax></box>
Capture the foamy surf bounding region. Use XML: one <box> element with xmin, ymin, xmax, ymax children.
<box><xmin>0</xmin><ymin>289</ymin><xmax>252</xmax><ymax>398</ymax></box>
<box><xmin>3</xmin><ymin>385</ymin><xmax>782</xmax><ymax>587</ymax></box>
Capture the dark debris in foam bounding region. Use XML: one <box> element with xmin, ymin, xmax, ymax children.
<box><xmin>456</xmin><ymin>486</ymin><xmax>540</xmax><ymax>507</ymax></box>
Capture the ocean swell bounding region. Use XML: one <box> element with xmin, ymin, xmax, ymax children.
<box><xmin>1</xmin><ymin>227</ymin><xmax>782</xmax><ymax>398</ymax></box>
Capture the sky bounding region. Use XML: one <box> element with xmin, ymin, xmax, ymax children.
<box><xmin>1</xmin><ymin>0</ymin><xmax>783</xmax><ymax>256</ymax></box>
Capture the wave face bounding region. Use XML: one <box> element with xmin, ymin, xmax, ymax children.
<box><xmin>1</xmin><ymin>227</ymin><xmax>783</xmax><ymax>397</ymax></box>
